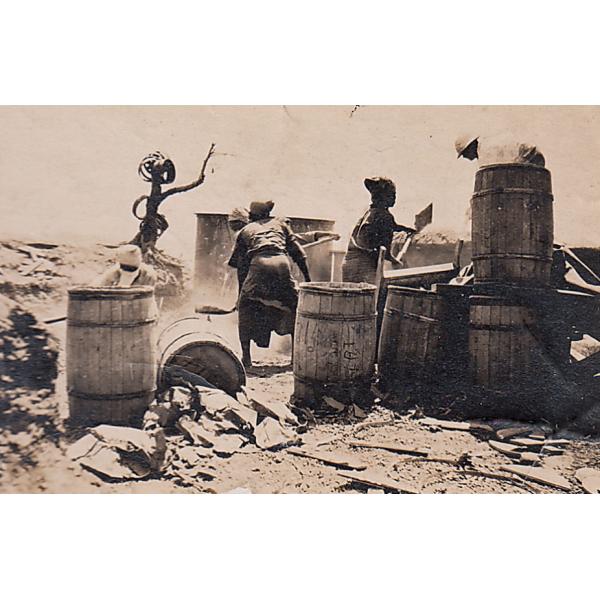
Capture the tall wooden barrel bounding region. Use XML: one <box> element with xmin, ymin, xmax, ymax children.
<box><xmin>471</xmin><ymin>163</ymin><xmax>554</xmax><ymax>287</ymax></box>
<box><xmin>293</xmin><ymin>282</ymin><xmax>377</xmax><ymax>405</ymax></box>
<box><xmin>157</xmin><ymin>317</ymin><xmax>246</xmax><ymax>397</ymax></box>
<box><xmin>378</xmin><ymin>286</ymin><xmax>446</xmax><ymax>388</ymax></box>
<box><xmin>67</xmin><ymin>286</ymin><xmax>157</xmax><ymax>426</ymax></box>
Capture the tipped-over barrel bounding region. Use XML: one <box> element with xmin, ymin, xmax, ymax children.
<box><xmin>157</xmin><ymin>317</ymin><xmax>246</xmax><ymax>397</ymax></box>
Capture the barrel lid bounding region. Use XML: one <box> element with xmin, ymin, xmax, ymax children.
<box><xmin>68</xmin><ymin>285</ymin><xmax>154</xmax><ymax>300</ymax></box>
<box><xmin>300</xmin><ymin>282</ymin><xmax>376</xmax><ymax>295</ymax></box>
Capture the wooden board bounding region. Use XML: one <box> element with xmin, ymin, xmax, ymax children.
<box><xmin>337</xmin><ymin>470</ymin><xmax>417</xmax><ymax>493</ymax></box>
<box><xmin>288</xmin><ymin>447</ymin><xmax>367</xmax><ymax>470</ymax></box>
<box><xmin>349</xmin><ymin>441</ymin><xmax>428</xmax><ymax>457</ymax></box>
<box><xmin>501</xmin><ymin>465</ymin><xmax>572</xmax><ymax>492</ymax></box>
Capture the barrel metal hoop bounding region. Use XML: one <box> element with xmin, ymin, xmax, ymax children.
<box><xmin>296</xmin><ymin>311</ymin><xmax>376</xmax><ymax>322</ymax></box>
<box><xmin>472</xmin><ymin>253</ymin><xmax>552</xmax><ymax>263</ymax></box>
<box><xmin>472</xmin><ymin>188</ymin><xmax>554</xmax><ymax>199</ymax></box>
<box><xmin>68</xmin><ymin>318</ymin><xmax>157</xmax><ymax>328</ymax></box>
<box><xmin>68</xmin><ymin>389</ymin><xmax>157</xmax><ymax>401</ymax></box>
<box><xmin>383</xmin><ymin>308</ymin><xmax>438</xmax><ymax>324</ymax></box>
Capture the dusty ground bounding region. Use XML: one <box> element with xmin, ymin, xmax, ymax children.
<box><xmin>2</xmin><ymin>239</ymin><xmax>600</xmax><ymax>494</ymax></box>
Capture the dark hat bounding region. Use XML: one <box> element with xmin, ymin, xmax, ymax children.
<box><xmin>249</xmin><ymin>200</ymin><xmax>275</xmax><ymax>219</ymax></box>
<box><xmin>364</xmin><ymin>177</ymin><xmax>396</xmax><ymax>195</ymax></box>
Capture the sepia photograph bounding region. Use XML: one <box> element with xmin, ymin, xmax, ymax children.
<box><xmin>2</xmin><ymin>105</ymin><xmax>600</xmax><ymax>495</ymax></box>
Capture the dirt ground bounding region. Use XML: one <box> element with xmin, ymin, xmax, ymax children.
<box><xmin>2</xmin><ymin>239</ymin><xmax>600</xmax><ymax>494</ymax></box>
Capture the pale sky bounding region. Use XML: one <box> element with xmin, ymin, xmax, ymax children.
<box><xmin>1</xmin><ymin>106</ymin><xmax>598</xmax><ymax>261</ymax></box>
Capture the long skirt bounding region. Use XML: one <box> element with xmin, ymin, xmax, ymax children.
<box><xmin>341</xmin><ymin>247</ymin><xmax>378</xmax><ymax>285</ymax></box>
<box><xmin>238</xmin><ymin>253</ymin><xmax>298</xmax><ymax>348</ymax></box>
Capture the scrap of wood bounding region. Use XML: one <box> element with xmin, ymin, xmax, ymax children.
<box><xmin>353</xmin><ymin>418</ymin><xmax>395</xmax><ymax>432</ymax></box>
<box><xmin>349</xmin><ymin>440</ymin><xmax>428</xmax><ymax>457</ymax></box>
<box><xmin>462</xmin><ymin>469</ymin><xmax>538</xmax><ymax>492</ymax></box>
<box><xmin>575</xmin><ymin>468</ymin><xmax>600</xmax><ymax>493</ymax></box>
<box><xmin>287</xmin><ymin>447</ymin><xmax>367</xmax><ymax>470</ymax></box>
<box><xmin>337</xmin><ymin>469</ymin><xmax>417</xmax><ymax>493</ymax></box>
<box><xmin>501</xmin><ymin>465</ymin><xmax>572</xmax><ymax>492</ymax></box>
<box><xmin>495</xmin><ymin>426</ymin><xmax>533</xmax><ymax>440</ymax></box>
<box><xmin>541</xmin><ymin>445</ymin><xmax>564</xmax><ymax>456</ymax></box>
<box><xmin>488</xmin><ymin>440</ymin><xmax>526</xmax><ymax>459</ymax></box>
<box><xmin>420</xmin><ymin>417</ymin><xmax>493</xmax><ymax>433</ymax></box>
<box><xmin>519</xmin><ymin>452</ymin><xmax>542</xmax><ymax>465</ymax></box>
<box><xmin>510</xmin><ymin>437</ymin><xmax>546</xmax><ymax>448</ymax></box>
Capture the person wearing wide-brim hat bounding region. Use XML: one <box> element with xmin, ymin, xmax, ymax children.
<box><xmin>228</xmin><ymin>200</ymin><xmax>310</xmax><ymax>367</ymax></box>
<box><xmin>341</xmin><ymin>177</ymin><xmax>416</xmax><ymax>285</ymax></box>
<box><xmin>95</xmin><ymin>244</ymin><xmax>157</xmax><ymax>288</ymax></box>
<box><xmin>455</xmin><ymin>134</ymin><xmax>545</xmax><ymax>166</ymax></box>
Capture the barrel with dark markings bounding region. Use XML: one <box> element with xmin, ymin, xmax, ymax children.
<box><xmin>293</xmin><ymin>282</ymin><xmax>377</xmax><ymax>406</ymax></box>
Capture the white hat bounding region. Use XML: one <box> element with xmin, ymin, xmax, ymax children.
<box><xmin>455</xmin><ymin>135</ymin><xmax>479</xmax><ymax>158</ymax></box>
<box><xmin>117</xmin><ymin>245</ymin><xmax>142</xmax><ymax>269</ymax></box>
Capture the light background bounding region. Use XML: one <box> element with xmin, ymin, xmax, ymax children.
<box><xmin>2</xmin><ymin>1</ymin><xmax>599</xmax><ymax>600</ymax></box>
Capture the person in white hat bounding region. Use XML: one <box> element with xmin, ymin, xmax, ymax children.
<box><xmin>95</xmin><ymin>244</ymin><xmax>157</xmax><ymax>287</ymax></box>
<box><xmin>455</xmin><ymin>134</ymin><xmax>545</xmax><ymax>166</ymax></box>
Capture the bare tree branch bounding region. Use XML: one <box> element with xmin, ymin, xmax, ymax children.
<box><xmin>163</xmin><ymin>143</ymin><xmax>216</xmax><ymax>198</ymax></box>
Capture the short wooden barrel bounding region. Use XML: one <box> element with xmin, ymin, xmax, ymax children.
<box><xmin>157</xmin><ymin>317</ymin><xmax>246</xmax><ymax>397</ymax></box>
<box><xmin>67</xmin><ymin>286</ymin><xmax>157</xmax><ymax>426</ymax></box>
<box><xmin>378</xmin><ymin>286</ymin><xmax>447</xmax><ymax>388</ymax></box>
<box><xmin>293</xmin><ymin>282</ymin><xmax>377</xmax><ymax>405</ymax></box>
<box><xmin>471</xmin><ymin>163</ymin><xmax>554</xmax><ymax>287</ymax></box>
<box><xmin>468</xmin><ymin>293</ymin><xmax>540</xmax><ymax>391</ymax></box>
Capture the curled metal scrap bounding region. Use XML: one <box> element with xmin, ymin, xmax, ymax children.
<box><xmin>138</xmin><ymin>151</ymin><xmax>176</xmax><ymax>184</ymax></box>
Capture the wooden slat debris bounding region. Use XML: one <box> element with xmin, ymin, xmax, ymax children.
<box><xmin>349</xmin><ymin>440</ymin><xmax>428</xmax><ymax>457</ymax></box>
<box><xmin>519</xmin><ymin>452</ymin><xmax>542</xmax><ymax>465</ymax></box>
<box><xmin>461</xmin><ymin>469</ymin><xmax>538</xmax><ymax>492</ymax></box>
<box><xmin>495</xmin><ymin>426</ymin><xmax>533</xmax><ymax>440</ymax></box>
<box><xmin>488</xmin><ymin>440</ymin><xmax>526</xmax><ymax>459</ymax></box>
<box><xmin>288</xmin><ymin>447</ymin><xmax>367</xmax><ymax>470</ymax></box>
<box><xmin>575</xmin><ymin>468</ymin><xmax>600</xmax><ymax>493</ymax></box>
<box><xmin>501</xmin><ymin>465</ymin><xmax>572</xmax><ymax>492</ymax></box>
<box><xmin>337</xmin><ymin>469</ymin><xmax>417</xmax><ymax>493</ymax></box>
<box><xmin>420</xmin><ymin>417</ymin><xmax>494</xmax><ymax>433</ymax></box>
<box><xmin>510</xmin><ymin>437</ymin><xmax>547</xmax><ymax>448</ymax></box>
<box><xmin>541</xmin><ymin>445</ymin><xmax>564</xmax><ymax>456</ymax></box>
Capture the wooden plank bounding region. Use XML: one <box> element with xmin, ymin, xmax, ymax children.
<box><xmin>510</xmin><ymin>437</ymin><xmax>546</xmax><ymax>449</ymax></box>
<box><xmin>575</xmin><ymin>468</ymin><xmax>600</xmax><ymax>494</ymax></box>
<box><xmin>288</xmin><ymin>447</ymin><xmax>367</xmax><ymax>470</ymax></box>
<box><xmin>495</xmin><ymin>426</ymin><xmax>534</xmax><ymax>440</ymax></box>
<box><xmin>337</xmin><ymin>469</ymin><xmax>417</xmax><ymax>493</ymax></box>
<box><xmin>501</xmin><ymin>465</ymin><xmax>572</xmax><ymax>492</ymax></box>
<box><xmin>420</xmin><ymin>417</ymin><xmax>494</xmax><ymax>433</ymax></box>
<box><xmin>488</xmin><ymin>440</ymin><xmax>525</xmax><ymax>458</ymax></box>
<box><xmin>349</xmin><ymin>441</ymin><xmax>428</xmax><ymax>457</ymax></box>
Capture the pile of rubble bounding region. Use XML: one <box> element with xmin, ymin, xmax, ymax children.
<box><xmin>66</xmin><ymin>381</ymin><xmax>305</xmax><ymax>489</ymax></box>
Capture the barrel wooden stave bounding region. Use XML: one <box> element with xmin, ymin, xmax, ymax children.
<box><xmin>471</xmin><ymin>163</ymin><xmax>553</xmax><ymax>287</ymax></box>
<box><xmin>67</xmin><ymin>287</ymin><xmax>157</xmax><ymax>426</ymax></box>
<box><xmin>157</xmin><ymin>317</ymin><xmax>246</xmax><ymax>396</ymax></box>
<box><xmin>293</xmin><ymin>282</ymin><xmax>377</xmax><ymax>405</ymax></box>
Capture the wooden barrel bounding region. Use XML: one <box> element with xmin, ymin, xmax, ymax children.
<box><xmin>293</xmin><ymin>282</ymin><xmax>377</xmax><ymax>405</ymax></box>
<box><xmin>471</xmin><ymin>163</ymin><xmax>554</xmax><ymax>287</ymax></box>
<box><xmin>378</xmin><ymin>286</ymin><xmax>447</xmax><ymax>388</ymax></box>
<box><xmin>67</xmin><ymin>286</ymin><xmax>157</xmax><ymax>426</ymax></box>
<box><xmin>157</xmin><ymin>317</ymin><xmax>246</xmax><ymax>397</ymax></box>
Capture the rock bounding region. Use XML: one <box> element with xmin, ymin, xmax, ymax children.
<box><xmin>249</xmin><ymin>397</ymin><xmax>300</xmax><ymax>426</ymax></box>
<box><xmin>323</xmin><ymin>396</ymin><xmax>346</xmax><ymax>412</ymax></box>
<box><xmin>177</xmin><ymin>415</ymin><xmax>216</xmax><ymax>447</ymax></box>
<box><xmin>66</xmin><ymin>434</ymin><xmax>98</xmax><ymax>461</ymax></box>
<box><xmin>575</xmin><ymin>468</ymin><xmax>600</xmax><ymax>493</ymax></box>
<box><xmin>254</xmin><ymin>417</ymin><xmax>300</xmax><ymax>450</ymax></box>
